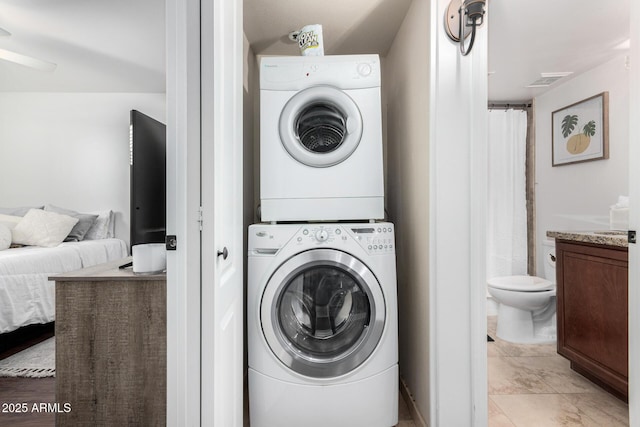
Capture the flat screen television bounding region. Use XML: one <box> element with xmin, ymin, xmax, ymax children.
<box><xmin>130</xmin><ymin>110</ymin><xmax>166</xmax><ymax>247</ymax></box>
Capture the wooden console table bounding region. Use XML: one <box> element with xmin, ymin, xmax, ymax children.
<box><xmin>52</xmin><ymin>258</ymin><xmax>166</xmax><ymax>426</ymax></box>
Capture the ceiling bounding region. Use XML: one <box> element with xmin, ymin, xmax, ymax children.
<box><xmin>0</xmin><ymin>0</ymin><xmax>631</xmax><ymax>100</ymax></box>
<box><xmin>0</xmin><ymin>0</ymin><xmax>165</xmax><ymax>92</ymax></box>
<box><xmin>488</xmin><ymin>0</ymin><xmax>630</xmax><ymax>102</ymax></box>
<box><xmin>243</xmin><ymin>0</ymin><xmax>412</xmax><ymax>56</ymax></box>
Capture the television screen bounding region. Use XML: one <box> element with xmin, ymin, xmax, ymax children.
<box><xmin>130</xmin><ymin>110</ymin><xmax>166</xmax><ymax>247</ymax></box>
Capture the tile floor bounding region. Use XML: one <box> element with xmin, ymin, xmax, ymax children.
<box><xmin>488</xmin><ymin>316</ymin><xmax>629</xmax><ymax>427</ymax></box>
<box><xmin>397</xmin><ymin>390</ymin><xmax>417</xmax><ymax>426</ymax></box>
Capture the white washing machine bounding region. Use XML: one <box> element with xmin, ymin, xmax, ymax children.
<box><xmin>260</xmin><ymin>55</ymin><xmax>384</xmax><ymax>222</ymax></box>
<box><xmin>248</xmin><ymin>222</ymin><xmax>398</xmax><ymax>427</ymax></box>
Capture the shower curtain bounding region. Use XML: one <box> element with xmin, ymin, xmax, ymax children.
<box><xmin>487</xmin><ymin>108</ymin><xmax>528</xmax><ymax>279</ymax></box>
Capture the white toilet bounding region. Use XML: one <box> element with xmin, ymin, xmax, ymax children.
<box><xmin>487</xmin><ymin>239</ymin><xmax>557</xmax><ymax>344</ymax></box>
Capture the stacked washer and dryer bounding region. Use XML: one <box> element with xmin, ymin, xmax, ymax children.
<box><xmin>248</xmin><ymin>55</ymin><xmax>399</xmax><ymax>427</ymax></box>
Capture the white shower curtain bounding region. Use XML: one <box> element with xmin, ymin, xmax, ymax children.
<box><xmin>487</xmin><ymin>109</ymin><xmax>528</xmax><ymax>279</ymax></box>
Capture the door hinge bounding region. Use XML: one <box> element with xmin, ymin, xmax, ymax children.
<box><xmin>198</xmin><ymin>206</ymin><xmax>204</xmax><ymax>231</ymax></box>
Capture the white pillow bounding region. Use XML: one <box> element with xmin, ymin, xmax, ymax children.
<box><xmin>11</xmin><ymin>209</ymin><xmax>79</xmax><ymax>248</ymax></box>
<box><xmin>84</xmin><ymin>210</ymin><xmax>114</xmax><ymax>240</ymax></box>
<box><xmin>0</xmin><ymin>224</ymin><xmax>11</xmax><ymax>250</ymax></box>
<box><xmin>0</xmin><ymin>213</ymin><xmax>22</xmax><ymax>230</ymax></box>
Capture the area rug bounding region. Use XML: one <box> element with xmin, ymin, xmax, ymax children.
<box><xmin>0</xmin><ymin>337</ymin><xmax>55</xmax><ymax>378</ymax></box>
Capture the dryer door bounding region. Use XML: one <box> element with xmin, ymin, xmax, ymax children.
<box><xmin>261</xmin><ymin>249</ymin><xmax>385</xmax><ymax>378</ymax></box>
<box><xmin>279</xmin><ymin>85</ymin><xmax>363</xmax><ymax>167</ymax></box>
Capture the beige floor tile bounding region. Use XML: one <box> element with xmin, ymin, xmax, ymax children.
<box><xmin>488</xmin><ymin>397</ymin><xmax>516</xmax><ymax>427</ymax></box>
<box><xmin>491</xmin><ymin>394</ymin><xmax>600</xmax><ymax>427</ymax></box>
<box><xmin>491</xmin><ymin>337</ymin><xmax>557</xmax><ymax>358</ymax></box>
<box><xmin>513</xmin><ymin>356</ymin><xmax>602</xmax><ymax>394</ymax></box>
<box><xmin>488</xmin><ymin>341</ymin><xmax>508</xmax><ymax>358</ymax></box>
<box><xmin>562</xmin><ymin>391</ymin><xmax>629</xmax><ymax>427</ymax></box>
<box><xmin>398</xmin><ymin>391</ymin><xmax>413</xmax><ymax>421</ymax></box>
<box><xmin>488</xmin><ymin>356</ymin><xmax>556</xmax><ymax>395</ymax></box>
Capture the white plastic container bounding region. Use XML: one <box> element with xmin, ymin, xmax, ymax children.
<box><xmin>132</xmin><ymin>243</ymin><xmax>166</xmax><ymax>274</ymax></box>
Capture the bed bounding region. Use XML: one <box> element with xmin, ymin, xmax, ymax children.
<box><xmin>0</xmin><ymin>238</ymin><xmax>128</xmax><ymax>333</ymax></box>
<box><xmin>0</xmin><ymin>206</ymin><xmax>130</xmax><ymax>334</ymax></box>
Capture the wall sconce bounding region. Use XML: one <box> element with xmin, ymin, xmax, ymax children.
<box><xmin>444</xmin><ymin>0</ymin><xmax>486</xmax><ymax>56</ymax></box>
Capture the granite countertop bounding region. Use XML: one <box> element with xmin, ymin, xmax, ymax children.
<box><xmin>546</xmin><ymin>230</ymin><xmax>628</xmax><ymax>248</ymax></box>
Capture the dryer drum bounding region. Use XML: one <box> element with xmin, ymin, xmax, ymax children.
<box><xmin>295</xmin><ymin>104</ymin><xmax>346</xmax><ymax>153</ymax></box>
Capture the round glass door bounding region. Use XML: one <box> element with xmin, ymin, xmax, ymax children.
<box><xmin>261</xmin><ymin>249</ymin><xmax>385</xmax><ymax>378</ymax></box>
<box><xmin>279</xmin><ymin>86</ymin><xmax>363</xmax><ymax>168</ymax></box>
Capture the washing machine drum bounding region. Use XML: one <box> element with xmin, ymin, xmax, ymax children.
<box><xmin>261</xmin><ymin>249</ymin><xmax>385</xmax><ymax>378</ymax></box>
<box><xmin>279</xmin><ymin>86</ymin><xmax>363</xmax><ymax>168</ymax></box>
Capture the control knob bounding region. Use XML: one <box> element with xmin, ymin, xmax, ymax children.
<box><xmin>315</xmin><ymin>229</ymin><xmax>329</xmax><ymax>242</ymax></box>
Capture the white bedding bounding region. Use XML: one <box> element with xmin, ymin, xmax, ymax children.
<box><xmin>0</xmin><ymin>238</ymin><xmax>128</xmax><ymax>333</ymax></box>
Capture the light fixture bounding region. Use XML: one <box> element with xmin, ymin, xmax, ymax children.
<box><xmin>0</xmin><ymin>26</ymin><xmax>57</xmax><ymax>71</ymax></box>
<box><xmin>0</xmin><ymin>48</ymin><xmax>57</xmax><ymax>72</ymax></box>
<box><xmin>444</xmin><ymin>0</ymin><xmax>486</xmax><ymax>56</ymax></box>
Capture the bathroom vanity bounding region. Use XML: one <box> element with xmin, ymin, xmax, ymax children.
<box><xmin>547</xmin><ymin>231</ymin><xmax>628</xmax><ymax>401</ymax></box>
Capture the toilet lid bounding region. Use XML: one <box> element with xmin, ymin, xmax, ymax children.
<box><xmin>487</xmin><ymin>275</ymin><xmax>554</xmax><ymax>292</ymax></box>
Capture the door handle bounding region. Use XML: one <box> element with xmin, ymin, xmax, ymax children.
<box><xmin>217</xmin><ymin>247</ymin><xmax>229</xmax><ymax>260</ymax></box>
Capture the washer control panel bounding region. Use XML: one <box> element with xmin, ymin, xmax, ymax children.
<box><xmin>348</xmin><ymin>225</ymin><xmax>395</xmax><ymax>255</ymax></box>
<box><xmin>294</xmin><ymin>224</ymin><xmax>395</xmax><ymax>254</ymax></box>
<box><xmin>297</xmin><ymin>225</ymin><xmax>341</xmax><ymax>245</ymax></box>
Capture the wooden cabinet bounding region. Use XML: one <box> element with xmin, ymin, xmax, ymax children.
<box><xmin>555</xmin><ymin>240</ymin><xmax>628</xmax><ymax>401</ymax></box>
<box><xmin>53</xmin><ymin>258</ymin><xmax>166</xmax><ymax>426</ymax></box>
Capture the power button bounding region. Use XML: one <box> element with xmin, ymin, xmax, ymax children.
<box><xmin>357</xmin><ymin>63</ymin><xmax>372</xmax><ymax>77</ymax></box>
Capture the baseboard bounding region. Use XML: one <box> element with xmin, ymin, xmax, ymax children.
<box><xmin>400</xmin><ymin>376</ymin><xmax>428</xmax><ymax>427</ymax></box>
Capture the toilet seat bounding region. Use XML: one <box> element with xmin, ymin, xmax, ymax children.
<box><xmin>487</xmin><ymin>275</ymin><xmax>554</xmax><ymax>292</ymax></box>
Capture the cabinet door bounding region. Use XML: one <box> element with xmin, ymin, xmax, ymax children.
<box><xmin>556</xmin><ymin>241</ymin><xmax>628</xmax><ymax>397</ymax></box>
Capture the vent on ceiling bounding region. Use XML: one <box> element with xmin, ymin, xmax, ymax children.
<box><xmin>526</xmin><ymin>72</ymin><xmax>573</xmax><ymax>88</ymax></box>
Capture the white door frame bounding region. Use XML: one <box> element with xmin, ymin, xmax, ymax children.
<box><xmin>429</xmin><ymin>0</ymin><xmax>488</xmax><ymax>425</ymax></box>
<box><xmin>166</xmin><ymin>0</ymin><xmax>202</xmax><ymax>425</ymax></box>
<box><xmin>628</xmin><ymin>3</ymin><xmax>639</xmax><ymax>425</ymax></box>
<box><xmin>200</xmin><ymin>0</ymin><xmax>244</xmax><ymax>425</ymax></box>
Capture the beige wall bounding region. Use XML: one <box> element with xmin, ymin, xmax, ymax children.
<box><xmin>534</xmin><ymin>54</ymin><xmax>629</xmax><ymax>274</ymax></box>
<box><xmin>383</xmin><ymin>0</ymin><xmax>430</xmax><ymax>423</ymax></box>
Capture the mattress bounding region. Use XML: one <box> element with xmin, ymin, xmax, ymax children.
<box><xmin>0</xmin><ymin>238</ymin><xmax>128</xmax><ymax>333</ymax></box>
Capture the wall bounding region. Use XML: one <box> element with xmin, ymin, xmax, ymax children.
<box><xmin>535</xmin><ymin>54</ymin><xmax>629</xmax><ymax>275</ymax></box>
<box><xmin>0</xmin><ymin>92</ymin><xmax>166</xmax><ymax>244</ymax></box>
<box><xmin>383</xmin><ymin>0</ymin><xmax>430</xmax><ymax>424</ymax></box>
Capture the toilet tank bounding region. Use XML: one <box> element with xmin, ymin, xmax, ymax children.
<box><xmin>542</xmin><ymin>239</ymin><xmax>556</xmax><ymax>283</ymax></box>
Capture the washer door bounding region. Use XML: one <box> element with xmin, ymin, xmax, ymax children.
<box><xmin>261</xmin><ymin>249</ymin><xmax>385</xmax><ymax>378</ymax></box>
<box><xmin>279</xmin><ymin>85</ymin><xmax>363</xmax><ymax>167</ymax></box>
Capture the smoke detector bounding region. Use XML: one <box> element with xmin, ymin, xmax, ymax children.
<box><xmin>526</xmin><ymin>72</ymin><xmax>573</xmax><ymax>88</ymax></box>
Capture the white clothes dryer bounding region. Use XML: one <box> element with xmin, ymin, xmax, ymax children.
<box><xmin>260</xmin><ymin>55</ymin><xmax>384</xmax><ymax>222</ymax></box>
<box><xmin>248</xmin><ymin>222</ymin><xmax>398</xmax><ymax>427</ymax></box>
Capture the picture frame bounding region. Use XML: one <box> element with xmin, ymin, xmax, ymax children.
<box><xmin>551</xmin><ymin>92</ymin><xmax>609</xmax><ymax>166</ymax></box>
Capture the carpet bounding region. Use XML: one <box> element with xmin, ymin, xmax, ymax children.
<box><xmin>0</xmin><ymin>337</ymin><xmax>55</xmax><ymax>378</ymax></box>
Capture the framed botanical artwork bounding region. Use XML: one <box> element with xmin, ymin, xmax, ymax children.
<box><xmin>551</xmin><ymin>92</ymin><xmax>609</xmax><ymax>166</ymax></box>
